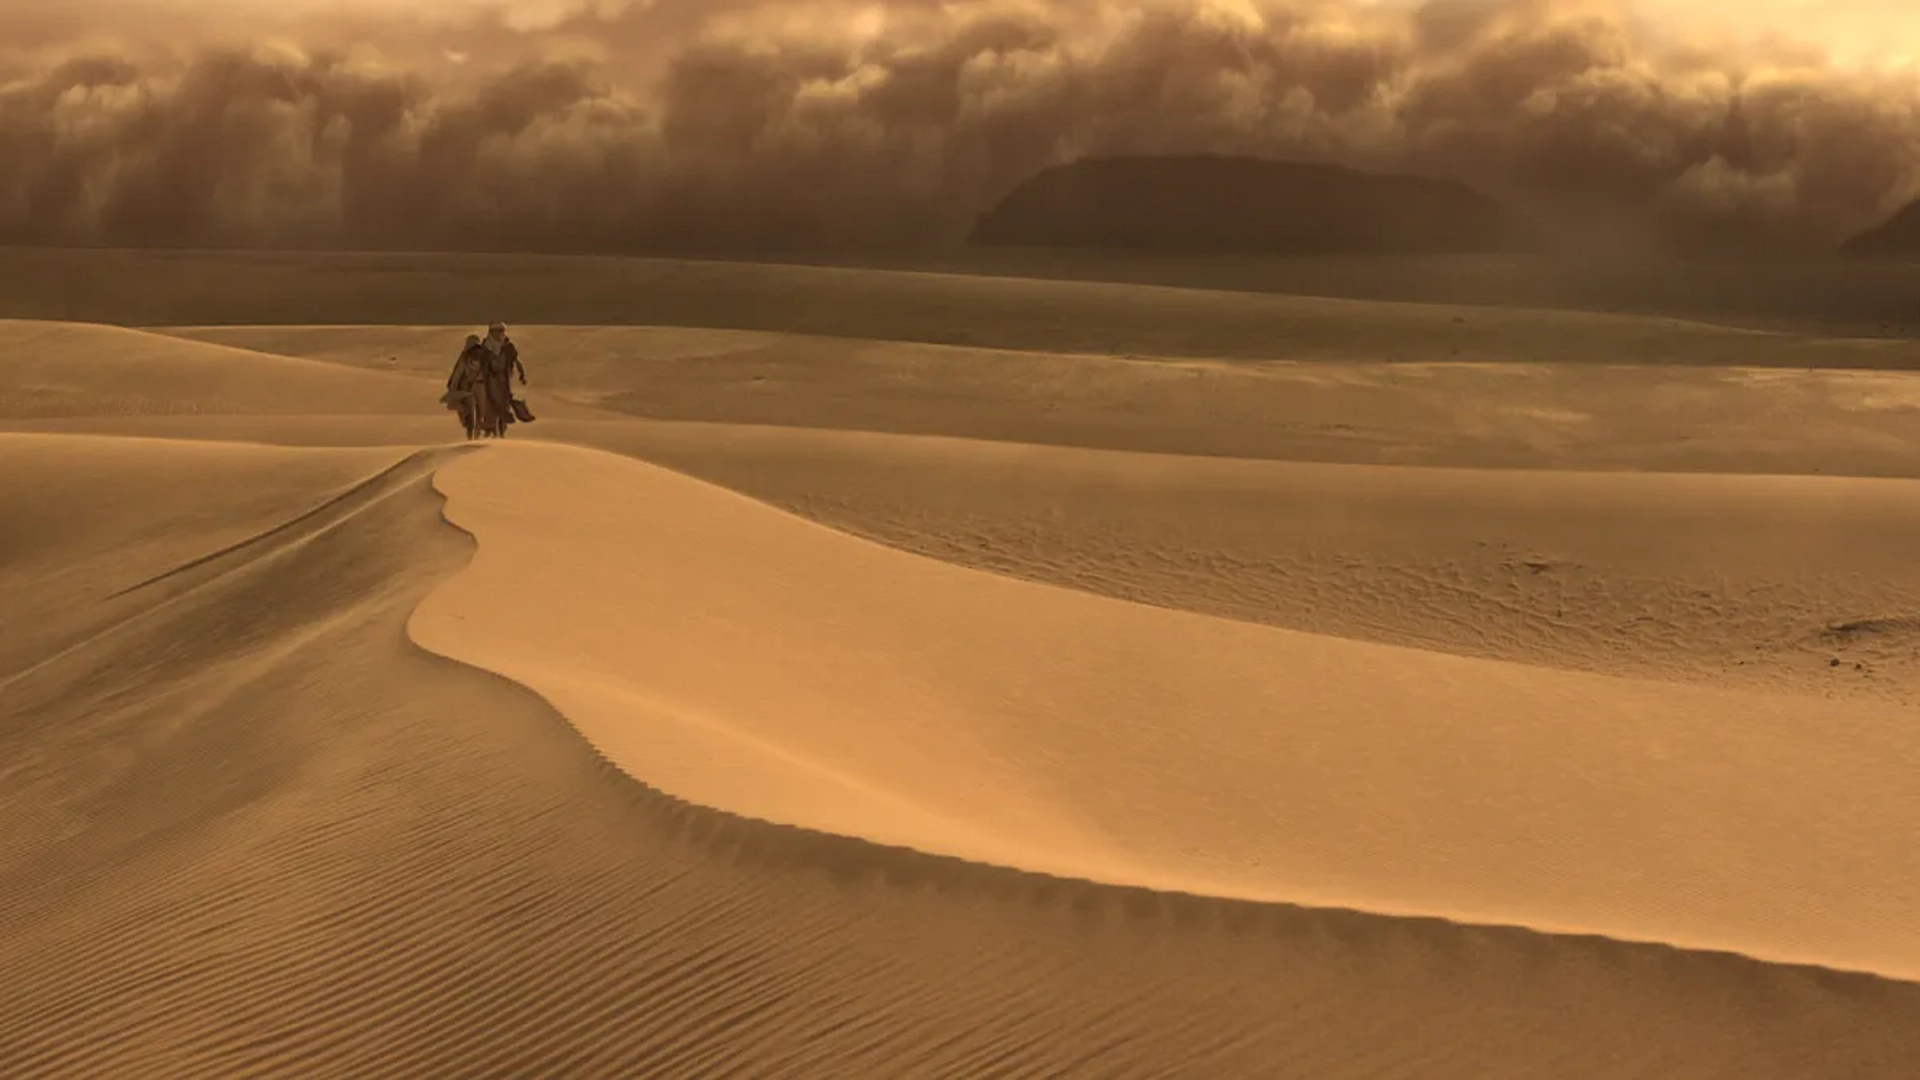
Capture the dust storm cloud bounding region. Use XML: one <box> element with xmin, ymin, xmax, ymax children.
<box><xmin>3</xmin><ymin>0</ymin><xmax>1917</xmax><ymax>254</ymax></box>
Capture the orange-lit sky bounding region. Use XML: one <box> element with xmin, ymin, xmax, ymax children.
<box><xmin>49</xmin><ymin>0</ymin><xmax>1920</xmax><ymax>58</ymax></box>
<box><xmin>1645</xmin><ymin>1</ymin><xmax>1919</xmax><ymax>67</ymax></box>
<box><xmin>20</xmin><ymin>1</ymin><xmax>1920</xmax><ymax>74</ymax></box>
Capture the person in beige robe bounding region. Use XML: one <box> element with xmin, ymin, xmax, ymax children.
<box><xmin>479</xmin><ymin>321</ymin><xmax>528</xmax><ymax>436</ymax></box>
<box><xmin>442</xmin><ymin>334</ymin><xmax>492</xmax><ymax>438</ymax></box>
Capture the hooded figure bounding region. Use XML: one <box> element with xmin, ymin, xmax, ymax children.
<box><xmin>443</xmin><ymin>333</ymin><xmax>491</xmax><ymax>438</ymax></box>
<box><xmin>480</xmin><ymin>321</ymin><xmax>528</xmax><ymax>435</ymax></box>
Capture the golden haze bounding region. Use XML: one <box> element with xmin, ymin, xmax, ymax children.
<box><xmin>5</xmin><ymin>0</ymin><xmax>1920</xmax><ymax>253</ymax></box>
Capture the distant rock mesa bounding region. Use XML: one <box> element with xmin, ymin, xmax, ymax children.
<box><xmin>970</xmin><ymin>155</ymin><xmax>1536</xmax><ymax>254</ymax></box>
<box><xmin>1841</xmin><ymin>200</ymin><xmax>1920</xmax><ymax>257</ymax></box>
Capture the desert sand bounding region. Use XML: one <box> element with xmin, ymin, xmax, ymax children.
<box><xmin>5</xmin><ymin>256</ymin><xmax>1920</xmax><ymax>1077</ymax></box>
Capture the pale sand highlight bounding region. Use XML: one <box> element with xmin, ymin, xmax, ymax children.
<box><xmin>413</xmin><ymin>440</ymin><xmax>1920</xmax><ymax>980</ymax></box>
<box><xmin>8</xmin><ymin>271</ymin><xmax>1920</xmax><ymax>1075</ymax></box>
<box><xmin>6</xmin><ymin>430</ymin><xmax>1918</xmax><ymax>1078</ymax></box>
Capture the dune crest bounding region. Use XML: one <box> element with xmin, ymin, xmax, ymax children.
<box><xmin>10</xmin><ymin>434</ymin><xmax>1918</xmax><ymax>1077</ymax></box>
<box><xmin>7</xmin><ymin>304</ymin><xmax>1919</xmax><ymax>1072</ymax></box>
<box><xmin>412</xmin><ymin>440</ymin><xmax>1920</xmax><ymax>981</ymax></box>
<box><xmin>0</xmin><ymin>321</ymin><xmax>448</xmax><ymax>418</ymax></box>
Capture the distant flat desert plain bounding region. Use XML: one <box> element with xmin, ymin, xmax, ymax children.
<box><xmin>4</xmin><ymin>246</ymin><xmax>1920</xmax><ymax>1078</ymax></box>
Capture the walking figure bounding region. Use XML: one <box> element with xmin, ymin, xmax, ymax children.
<box><xmin>439</xmin><ymin>323</ymin><xmax>533</xmax><ymax>439</ymax></box>
<box><xmin>479</xmin><ymin>321</ymin><xmax>530</xmax><ymax>437</ymax></box>
<box><xmin>442</xmin><ymin>333</ymin><xmax>491</xmax><ymax>439</ymax></box>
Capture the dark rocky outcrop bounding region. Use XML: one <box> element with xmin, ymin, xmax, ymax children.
<box><xmin>971</xmin><ymin>154</ymin><xmax>1538</xmax><ymax>254</ymax></box>
<box><xmin>1840</xmin><ymin>200</ymin><xmax>1920</xmax><ymax>257</ymax></box>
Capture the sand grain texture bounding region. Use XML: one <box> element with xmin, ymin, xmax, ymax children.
<box><xmin>416</xmin><ymin>442</ymin><xmax>1920</xmax><ymax>977</ymax></box>
<box><xmin>7</xmin><ymin>254</ymin><xmax>1920</xmax><ymax>1077</ymax></box>
<box><xmin>7</xmin><ymin>432</ymin><xmax>1920</xmax><ymax>1079</ymax></box>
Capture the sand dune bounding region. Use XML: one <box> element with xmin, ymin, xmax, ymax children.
<box><xmin>154</xmin><ymin>276</ymin><xmax>1920</xmax><ymax>372</ymax></box>
<box><xmin>17</xmin><ymin>244</ymin><xmax>1920</xmax><ymax>340</ymax></box>
<box><xmin>161</xmin><ymin>322</ymin><xmax>1920</xmax><ymax>476</ymax></box>
<box><xmin>6</xmin><ymin>432</ymin><xmax>1920</xmax><ymax>1078</ymax></box>
<box><xmin>18</xmin><ymin>408</ymin><xmax>1920</xmax><ymax>701</ymax></box>
<box><xmin>0</xmin><ymin>434</ymin><xmax>435</xmax><ymax>678</ymax></box>
<box><xmin>414</xmin><ymin>440</ymin><xmax>1920</xmax><ymax>980</ymax></box>
<box><xmin>15</xmin><ymin>322</ymin><xmax>1920</xmax><ymax>693</ymax></box>
<box><xmin>562</xmin><ymin>420</ymin><xmax>1920</xmax><ymax>702</ymax></box>
<box><xmin>0</xmin><ymin>321</ymin><xmax>441</xmax><ymax>419</ymax></box>
<box><xmin>1</xmin><ymin>320</ymin><xmax>620</xmax><ymax>429</ymax></box>
<box><xmin>9</xmin><ymin>300</ymin><xmax>1920</xmax><ymax>1075</ymax></box>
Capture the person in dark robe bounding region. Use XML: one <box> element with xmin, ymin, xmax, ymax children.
<box><xmin>442</xmin><ymin>333</ymin><xmax>491</xmax><ymax>438</ymax></box>
<box><xmin>479</xmin><ymin>321</ymin><xmax>527</xmax><ymax>437</ymax></box>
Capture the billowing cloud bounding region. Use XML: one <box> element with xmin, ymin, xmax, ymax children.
<box><xmin>3</xmin><ymin>0</ymin><xmax>1917</xmax><ymax>254</ymax></box>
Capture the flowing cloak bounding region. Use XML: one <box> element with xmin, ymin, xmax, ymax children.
<box><xmin>443</xmin><ymin>347</ymin><xmax>492</xmax><ymax>429</ymax></box>
<box><xmin>481</xmin><ymin>338</ymin><xmax>523</xmax><ymax>427</ymax></box>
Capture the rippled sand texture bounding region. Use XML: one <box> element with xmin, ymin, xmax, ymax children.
<box><xmin>5</xmin><ymin>260</ymin><xmax>1920</xmax><ymax>1078</ymax></box>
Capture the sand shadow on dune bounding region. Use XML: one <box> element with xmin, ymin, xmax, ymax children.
<box><xmin>107</xmin><ymin>445</ymin><xmax>482</xmax><ymax>601</ymax></box>
<box><xmin>394</xmin><ymin>544</ymin><xmax>1920</xmax><ymax>1075</ymax></box>
<box><xmin>7</xmin><ymin>435</ymin><xmax>1920</xmax><ymax>1077</ymax></box>
<box><xmin>1</xmin><ymin>443</ymin><xmax>479</xmax><ymax>694</ymax></box>
<box><xmin>407</xmin><ymin>446</ymin><xmax>1920</xmax><ymax>990</ymax></box>
<box><xmin>596</xmin><ymin>743</ymin><xmax>1914</xmax><ymax>994</ymax></box>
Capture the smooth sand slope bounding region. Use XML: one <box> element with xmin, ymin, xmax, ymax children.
<box><xmin>7</xmin><ymin>431</ymin><xmax>1920</xmax><ymax>1079</ymax></box>
<box><xmin>2</xmin><ymin>321</ymin><xmax>430</xmax><ymax>419</ymax></box>
<box><xmin>7</xmin><ymin>310</ymin><xmax>1920</xmax><ymax>1075</ymax></box>
<box><xmin>564</xmin><ymin>422</ymin><xmax>1920</xmax><ymax>702</ymax></box>
<box><xmin>1</xmin><ymin>320</ymin><xmax>606</xmax><ymax>424</ymax></box>
<box><xmin>416</xmin><ymin>440</ymin><xmax>1920</xmax><ymax>979</ymax></box>
<box><xmin>130</xmin><ymin>321</ymin><xmax>1920</xmax><ymax>698</ymax></box>
<box><xmin>26</xmin><ymin>322</ymin><xmax>1920</xmax><ymax>699</ymax></box>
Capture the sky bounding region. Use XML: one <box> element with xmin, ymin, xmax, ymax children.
<box><xmin>90</xmin><ymin>0</ymin><xmax>1915</xmax><ymax>65</ymax></box>
<box><xmin>4</xmin><ymin>0</ymin><xmax>1919</xmax><ymax>254</ymax></box>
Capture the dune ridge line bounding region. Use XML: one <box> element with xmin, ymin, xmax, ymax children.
<box><xmin>9</xmin><ymin>314</ymin><xmax>1920</xmax><ymax>1074</ymax></box>
<box><xmin>406</xmin><ymin>439</ymin><xmax>1920</xmax><ymax>983</ymax></box>
<box><xmin>8</xmin><ymin>434</ymin><xmax>1916</xmax><ymax>1076</ymax></box>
